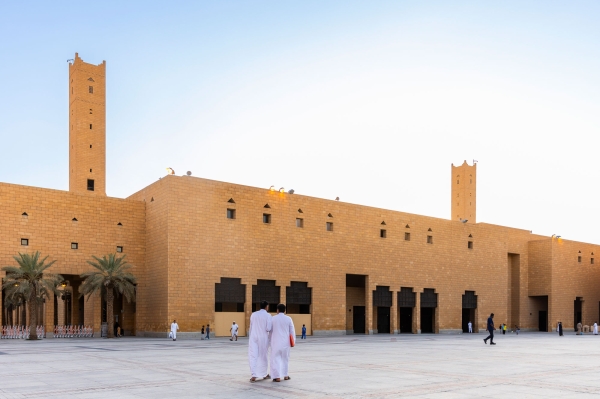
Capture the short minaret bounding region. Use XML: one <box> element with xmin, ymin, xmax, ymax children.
<box><xmin>451</xmin><ymin>160</ymin><xmax>476</xmax><ymax>223</ymax></box>
<box><xmin>69</xmin><ymin>53</ymin><xmax>106</xmax><ymax>195</ymax></box>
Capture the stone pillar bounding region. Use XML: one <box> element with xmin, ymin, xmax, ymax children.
<box><xmin>45</xmin><ymin>295</ymin><xmax>55</xmax><ymax>337</ymax></box>
<box><xmin>366</xmin><ymin>277</ymin><xmax>374</xmax><ymax>335</ymax></box>
<box><xmin>391</xmin><ymin>289</ymin><xmax>398</xmax><ymax>334</ymax></box>
<box><xmin>414</xmin><ymin>289</ymin><xmax>421</xmax><ymax>334</ymax></box>
<box><xmin>244</xmin><ymin>279</ymin><xmax>254</xmax><ymax>336</ymax></box>
<box><xmin>279</xmin><ymin>282</ymin><xmax>287</xmax><ymax>308</ymax></box>
<box><xmin>84</xmin><ymin>292</ymin><xmax>102</xmax><ymax>337</ymax></box>
<box><xmin>56</xmin><ymin>294</ymin><xmax>65</xmax><ymax>326</ymax></box>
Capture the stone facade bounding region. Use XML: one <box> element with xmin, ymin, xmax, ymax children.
<box><xmin>1</xmin><ymin>54</ymin><xmax>598</xmax><ymax>338</ymax></box>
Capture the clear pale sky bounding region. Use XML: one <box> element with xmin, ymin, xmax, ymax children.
<box><xmin>1</xmin><ymin>1</ymin><xmax>599</xmax><ymax>243</ymax></box>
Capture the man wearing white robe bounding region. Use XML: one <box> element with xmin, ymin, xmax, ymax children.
<box><xmin>249</xmin><ymin>301</ymin><xmax>272</xmax><ymax>382</ymax></box>
<box><xmin>594</xmin><ymin>322</ymin><xmax>598</xmax><ymax>335</ymax></box>
<box><xmin>170</xmin><ymin>320</ymin><xmax>179</xmax><ymax>341</ymax></box>
<box><xmin>230</xmin><ymin>321</ymin><xmax>239</xmax><ymax>341</ymax></box>
<box><xmin>270</xmin><ymin>303</ymin><xmax>295</xmax><ymax>382</ymax></box>
<box><xmin>468</xmin><ymin>321</ymin><xmax>472</xmax><ymax>333</ymax></box>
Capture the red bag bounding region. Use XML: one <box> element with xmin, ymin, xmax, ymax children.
<box><xmin>290</xmin><ymin>334</ymin><xmax>295</xmax><ymax>347</ymax></box>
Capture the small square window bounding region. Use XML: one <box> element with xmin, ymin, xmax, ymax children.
<box><xmin>405</xmin><ymin>232</ymin><xmax>410</xmax><ymax>241</ymax></box>
<box><xmin>227</xmin><ymin>209</ymin><xmax>236</xmax><ymax>219</ymax></box>
<box><xmin>296</xmin><ymin>218</ymin><xmax>303</xmax><ymax>228</ymax></box>
<box><xmin>21</xmin><ymin>238</ymin><xmax>29</xmax><ymax>246</ymax></box>
<box><xmin>468</xmin><ymin>241</ymin><xmax>473</xmax><ymax>249</ymax></box>
<box><xmin>116</xmin><ymin>246</ymin><xmax>123</xmax><ymax>253</ymax></box>
<box><xmin>87</xmin><ymin>179</ymin><xmax>94</xmax><ymax>191</ymax></box>
<box><xmin>591</xmin><ymin>258</ymin><xmax>595</xmax><ymax>265</ymax></box>
<box><xmin>89</xmin><ymin>86</ymin><xmax>93</xmax><ymax>94</ymax></box>
<box><xmin>427</xmin><ymin>235</ymin><xmax>433</xmax><ymax>244</ymax></box>
<box><xmin>578</xmin><ymin>256</ymin><xmax>582</xmax><ymax>263</ymax></box>
<box><xmin>263</xmin><ymin>213</ymin><xmax>271</xmax><ymax>224</ymax></box>
<box><xmin>380</xmin><ymin>229</ymin><xmax>386</xmax><ymax>238</ymax></box>
<box><xmin>326</xmin><ymin>222</ymin><xmax>333</xmax><ymax>231</ymax></box>
<box><xmin>71</xmin><ymin>242</ymin><xmax>78</xmax><ymax>250</ymax></box>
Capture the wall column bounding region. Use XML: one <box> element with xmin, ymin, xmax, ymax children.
<box><xmin>391</xmin><ymin>289</ymin><xmax>398</xmax><ymax>334</ymax></box>
<box><xmin>366</xmin><ymin>277</ymin><xmax>374</xmax><ymax>335</ymax></box>
<box><xmin>244</xmin><ymin>279</ymin><xmax>254</xmax><ymax>336</ymax></box>
<box><xmin>84</xmin><ymin>292</ymin><xmax>101</xmax><ymax>337</ymax></box>
<box><xmin>45</xmin><ymin>295</ymin><xmax>54</xmax><ymax>337</ymax></box>
<box><xmin>414</xmin><ymin>289</ymin><xmax>421</xmax><ymax>334</ymax></box>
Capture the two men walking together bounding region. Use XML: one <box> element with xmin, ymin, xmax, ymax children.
<box><xmin>248</xmin><ymin>301</ymin><xmax>296</xmax><ymax>383</ymax></box>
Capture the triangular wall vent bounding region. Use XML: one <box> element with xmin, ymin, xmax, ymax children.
<box><xmin>381</xmin><ymin>221</ymin><xmax>386</xmax><ymax>225</ymax></box>
<box><xmin>298</xmin><ymin>209</ymin><xmax>303</xmax><ymax>213</ymax></box>
<box><xmin>428</xmin><ymin>228</ymin><xmax>432</xmax><ymax>232</ymax></box>
<box><xmin>228</xmin><ymin>198</ymin><xmax>235</xmax><ymax>203</ymax></box>
<box><xmin>264</xmin><ymin>204</ymin><xmax>271</xmax><ymax>209</ymax></box>
<box><xmin>405</xmin><ymin>224</ymin><xmax>410</xmax><ymax>228</ymax></box>
<box><xmin>328</xmin><ymin>213</ymin><xmax>333</xmax><ymax>218</ymax></box>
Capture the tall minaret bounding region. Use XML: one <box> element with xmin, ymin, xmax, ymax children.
<box><xmin>69</xmin><ymin>53</ymin><xmax>106</xmax><ymax>195</ymax></box>
<box><xmin>451</xmin><ymin>160</ymin><xmax>476</xmax><ymax>223</ymax></box>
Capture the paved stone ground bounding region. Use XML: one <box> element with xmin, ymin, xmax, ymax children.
<box><xmin>0</xmin><ymin>332</ymin><xmax>599</xmax><ymax>398</ymax></box>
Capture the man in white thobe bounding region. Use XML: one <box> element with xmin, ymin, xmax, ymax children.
<box><xmin>170</xmin><ymin>320</ymin><xmax>179</xmax><ymax>341</ymax></box>
<box><xmin>468</xmin><ymin>321</ymin><xmax>472</xmax><ymax>333</ymax></box>
<box><xmin>270</xmin><ymin>303</ymin><xmax>295</xmax><ymax>382</ymax></box>
<box><xmin>249</xmin><ymin>301</ymin><xmax>272</xmax><ymax>382</ymax></box>
<box><xmin>594</xmin><ymin>322</ymin><xmax>598</xmax><ymax>335</ymax></box>
<box><xmin>230</xmin><ymin>321</ymin><xmax>239</xmax><ymax>341</ymax></box>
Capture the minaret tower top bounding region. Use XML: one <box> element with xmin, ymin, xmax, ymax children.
<box><xmin>69</xmin><ymin>53</ymin><xmax>106</xmax><ymax>195</ymax></box>
<box><xmin>451</xmin><ymin>160</ymin><xmax>476</xmax><ymax>223</ymax></box>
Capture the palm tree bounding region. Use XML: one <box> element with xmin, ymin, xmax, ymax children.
<box><xmin>2</xmin><ymin>252</ymin><xmax>63</xmax><ymax>340</ymax></box>
<box><xmin>79</xmin><ymin>254</ymin><xmax>136</xmax><ymax>338</ymax></box>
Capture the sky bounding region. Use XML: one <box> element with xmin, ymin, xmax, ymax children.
<box><xmin>1</xmin><ymin>1</ymin><xmax>599</xmax><ymax>243</ymax></box>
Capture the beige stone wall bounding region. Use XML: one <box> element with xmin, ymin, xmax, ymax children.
<box><xmin>0</xmin><ymin>182</ymin><xmax>145</xmax><ymax>332</ymax></box>
<box><xmin>132</xmin><ymin>175</ymin><xmax>600</xmax><ymax>335</ymax></box>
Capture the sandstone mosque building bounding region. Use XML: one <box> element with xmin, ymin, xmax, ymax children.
<box><xmin>1</xmin><ymin>54</ymin><xmax>599</xmax><ymax>337</ymax></box>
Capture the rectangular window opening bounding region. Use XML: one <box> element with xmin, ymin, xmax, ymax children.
<box><xmin>227</xmin><ymin>209</ymin><xmax>236</xmax><ymax>219</ymax></box>
<box><xmin>21</xmin><ymin>238</ymin><xmax>29</xmax><ymax>246</ymax></box>
<box><xmin>591</xmin><ymin>258</ymin><xmax>595</xmax><ymax>265</ymax></box>
<box><xmin>89</xmin><ymin>86</ymin><xmax>93</xmax><ymax>94</ymax></box>
<box><xmin>468</xmin><ymin>241</ymin><xmax>473</xmax><ymax>249</ymax></box>
<box><xmin>263</xmin><ymin>213</ymin><xmax>271</xmax><ymax>224</ymax></box>
<box><xmin>296</xmin><ymin>218</ymin><xmax>303</xmax><ymax>228</ymax></box>
<box><xmin>326</xmin><ymin>222</ymin><xmax>333</xmax><ymax>231</ymax></box>
<box><xmin>427</xmin><ymin>235</ymin><xmax>433</xmax><ymax>244</ymax></box>
<box><xmin>116</xmin><ymin>246</ymin><xmax>123</xmax><ymax>253</ymax></box>
<box><xmin>405</xmin><ymin>232</ymin><xmax>410</xmax><ymax>241</ymax></box>
<box><xmin>87</xmin><ymin>179</ymin><xmax>95</xmax><ymax>191</ymax></box>
<box><xmin>578</xmin><ymin>256</ymin><xmax>582</xmax><ymax>263</ymax></box>
<box><xmin>71</xmin><ymin>242</ymin><xmax>78</xmax><ymax>250</ymax></box>
<box><xmin>90</xmin><ymin>124</ymin><xmax>92</xmax><ymax>129</ymax></box>
<box><xmin>380</xmin><ymin>229</ymin><xmax>386</xmax><ymax>238</ymax></box>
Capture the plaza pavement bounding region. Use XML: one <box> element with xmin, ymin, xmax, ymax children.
<box><xmin>0</xmin><ymin>331</ymin><xmax>599</xmax><ymax>398</ymax></box>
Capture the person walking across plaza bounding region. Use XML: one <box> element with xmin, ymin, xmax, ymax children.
<box><xmin>170</xmin><ymin>319</ymin><xmax>179</xmax><ymax>341</ymax></box>
<box><xmin>201</xmin><ymin>325</ymin><xmax>205</xmax><ymax>340</ymax></box>
<box><xmin>483</xmin><ymin>313</ymin><xmax>496</xmax><ymax>345</ymax></box>
<box><xmin>206</xmin><ymin>324</ymin><xmax>210</xmax><ymax>339</ymax></box>
<box><xmin>468</xmin><ymin>321</ymin><xmax>472</xmax><ymax>333</ymax></box>
<box><xmin>249</xmin><ymin>301</ymin><xmax>272</xmax><ymax>383</ymax></box>
<box><xmin>558</xmin><ymin>321</ymin><xmax>563</xmax><ymax>336</ymax></box>
<box><xmin>230</xmin><ymin>321</ymin><xmax>239</xmax><ymax>341</ymax></box>
<box><xmin>577</xmin><ymin>322</ymin><xmax>582</xmax><ymax>335</ymax></box>
<box><xmin>270</xmin><ymin>303</ymin><xmax>295</xmax><ymax>382</ymax></box>
<box><xmin>593</xmin><ymin>322</ymin><xmax>598</xmax><ymax>335</ymax></box>
<box><xmin>301</xmin><ymin>324</ymin><xmax>307</xmax><ymax>339</ymax></box>
<box><xmin>503</xmin><ymin>323</ymin><xmax>507</xmax><ymax>335</ymax></box>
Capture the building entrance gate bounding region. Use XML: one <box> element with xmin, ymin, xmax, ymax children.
<box><xmin>373</xmin><ymin>286</ymin><xmax>392</xmax><ymax>334</ymax></box>
<box><xmin>398</xmin><ymin>287</ymin><xmax>415</xmax><ymax>333</ymax></box>
<box><xmin>462</xmin><ymin>291</ymin><xmax>477</xmax><ymax>333</ymax></box>
<box><xmin>420</xmin><ymin>289</ymin><xmax>437</xmax><ymax>333</ymax></box>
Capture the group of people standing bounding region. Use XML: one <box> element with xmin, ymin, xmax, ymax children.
<box><xmin>248</xmin><ymin>301</ymin><xmax>296</xmax><ymax>383</ymax></box>
<box><xmin>564</xmin><ymin>321</ymin><xmax>598</xmax><ymax>336</ymax></box>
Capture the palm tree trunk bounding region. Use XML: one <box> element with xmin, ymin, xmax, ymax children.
<box><xmin>106</xmin><ymin>286</ymin><xmax>114</xmax><ymax>338</ymax></box>
<box><xmin>28</xmin><ymin>287</ymin><xmax>38</xmax><ymax>340</ymax></box>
